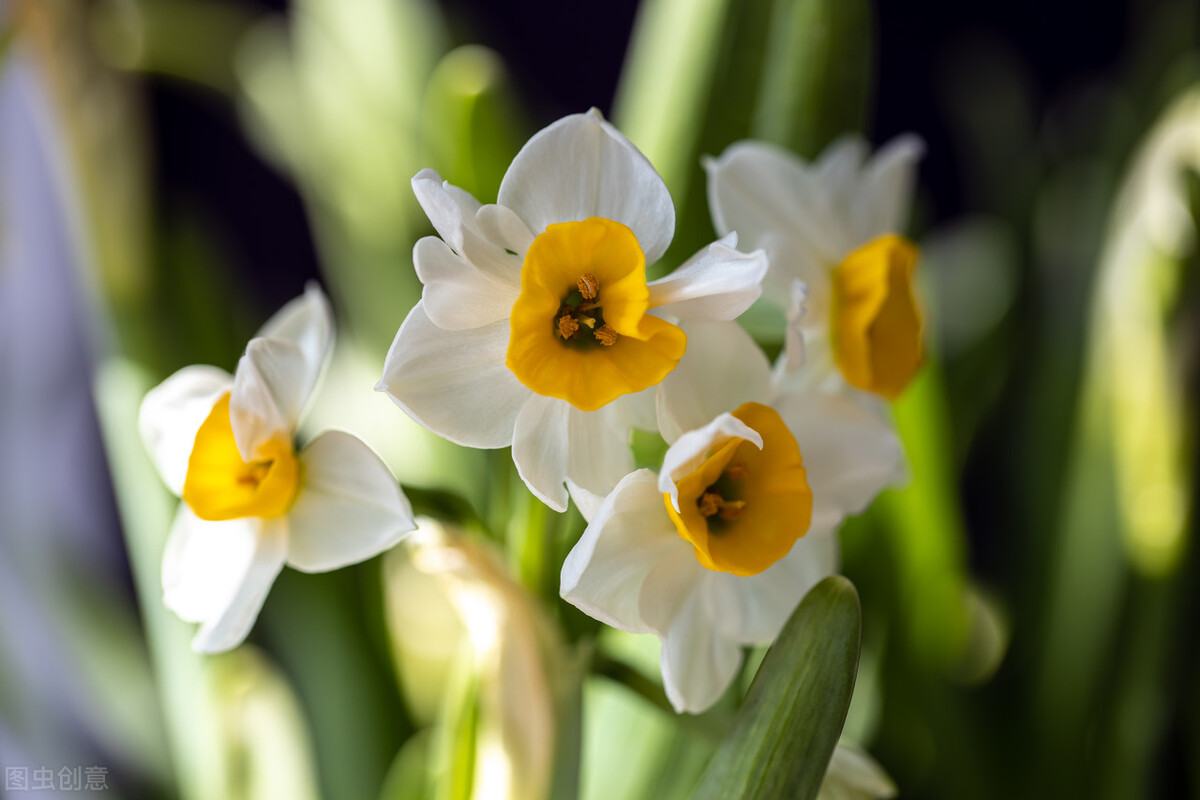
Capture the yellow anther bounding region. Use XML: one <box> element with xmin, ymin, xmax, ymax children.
<box><xmin>237</xmin><ymin>460</ymin><xmax>274</xmax><ymax>488</ymax></box>
<box><xmin>699</xmin><ymin>492</ymin><xmax>723</xmax><ymax>517</ymax></box>
<box><xmin>558</xmin><ymin>314</ymin><xmax>580</xmax><ymax>340</ymax></box>
<box><xmin>577</xmin><ymin>272</ymin><xmax>599</xmax><ymax>300</ymax></box>
<box><xmin>725</xmin><ymin>462</ymin><xmax>748</xmax><ymax>481</ymax></box>
<box><xmin>594</xmin><ymin>324</ymin><xmax>618</xmax><ymax>346</ymax></box>
<box><xmin>718</xmin><ymin>500</ymin><xmax>747</xmax><ymax>521</ymax></box>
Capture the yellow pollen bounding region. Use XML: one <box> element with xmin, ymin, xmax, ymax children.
<box><xmin>577</xmin><ymin>272</ymin><xmax>599</xmax><ymax>300</ymax></box>
<box><xmin>558</xmin><ymin>313</ymin><xmax>580</xmax><ymax>340</ymax></box>
<box><xmin>699</xmin><ymin>492</ymin><xmax>723</xmax><ymax>517</ymax></box>
<box><xmin>718</xmin><ymin>500</ymin><xmax>747</xmax><ymax>521</ymax></box>
<box><xmin>594</xmin><ymin>324</ymin><xmax>618</xmax><ymax>346</ymax></box>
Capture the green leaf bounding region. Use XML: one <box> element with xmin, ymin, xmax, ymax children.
<box><xmin>691</xmin><ymin>576</ymin><xmax>861</xmax><ymax>800</ymax></box>
<box><xmin>753</xmin><ymin>0</ymin><xmax>873</xmax><ymax>159</ymax></box>
<box><xmin>421</xmin><ymin>45</ymin><xmax>526</xmax><ymax>203</ymax></box>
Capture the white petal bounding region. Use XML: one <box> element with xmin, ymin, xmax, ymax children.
<box><xmin>821</xmin><ymin>743</ymin><xmax>898</xmax><ymax>799</ymax></box>
<box><xmin>857</xmin><ymin>134</ymin><xmax>924</xmax><ymax>243</ymax></box>
<box><xmin>377</xmin><ymin>302</ymin><xmax>530</xmax><ymax>449</ymax></box>
<box><xmin>708</xmin><ymin>525</ymin><xmax>839</xmax><ymax>645</ymax></box>
<box><xmin>609</xmin><ymin>385</ymin><xmax>658</xmax><ymax>431</ymax></box>
<box><xmin>814</xmin><ymin>135</ymin><xmax>869</xmax><ymax>223</ymax></box>
<box><xmin>647</xmin><ymin>234</ymin><xmax>767</xmax><ymax>321</ymax></box>
<box><xmin>286</xmin><ymin>430</ymin><xmax>416</xmax><ymax>572</ymax></box>
<box><xmin>783</xmin><ymin>279</ymin><xmax>809</xmax><ymax>372</ymax></box>
<box><xmin>566</xmin><ymin>404</ymin><xmax>635</xmax><ymax>500</ymax></box>
<box><xmin>705</xmin><ymin>141</ymin><xmax>845</xmax><ymax>264</ymax></box>
<box><xmin>498</xmin><ymin>109</ymin><xmax>675</xmax><ymax>264</ymax></box>
<box><xmin>560</xmin><ymin>469</ymin><xmax>682</xmax><ymax>634</ymax></box>
<box><xmin>253</xmin><ymin>282</ymin><xmax>334</xmax><ymax>396</ymax></box>
<box><xmin>162</xmin><ymin>505</ymin><xmax>260</xmax><ymax>624</ymax></box>
<box><xmin>565</xmin><ymin>479</ymin><xmax>605</xmax><ymax>523</ymax></box>
<box><xmin>476</xmin><ymin>203</ymin><xmax>535</xmax><ymax>255</ymax></box>
<box><xmin>511</xmin><ymin>395</ymin><xmax>570</xmax><ymax>511</ymax></box>
<box><xmin>412</xmin><ymin>168</ymin><xmax>482</xmax><ymax>254</ymax></box>
<box><xmin>760</xmin><ymin>231</ymin><xmax>832</xmax><ymax>326</ymax></box>
<box><xmin>775</xmin><ymin>390</ymin><xmax>906</xmax><ymax>517</ymax></box>
<box><xmin>414</xmin><ymin>236</ymin><xmax>520</xmax><ymax>331</ymax></box>
<box><xmin>412</xmin><ymin>170</ymin><xmax>524</xmax><ymax>286</ymax></box>
<box><xmin>139</xmin><ymin>365</ymin><xmax>232</xmax><ymax>495</ymax></box>
<box><xmin>658</xmin><ymin>412</ymin><xmax>761</xmax><ymax>512</ymax></box>
<box><xmin>641</xmin><ymin>557</ymin><xmax>743</xmax><ymax>714</ymax></box>
<box><xmin>191</xmin><ymin>520</ymin><xmax>287</xmax><ymax>654</ymax></box>
<box><xmin>772</xmin><ymin>327</ymin><xmax>839</xmax><ymax>398</ymax></box>
<box><xmin>655</xmin><ymin>322</ymin><xmax>772</xmax><ymax>442</ymax></box>
<box><xmin>229</xmin><ymin>338</ymin><xmax>305</xmax><ymax>459</ymax></box>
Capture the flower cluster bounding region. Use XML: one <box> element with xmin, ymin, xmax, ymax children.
<box><xmin>140</xmin><ymin>110</ymin><xmax>923</xmax><ymax>716</ymax></box>
<box><xmin>381</xmin><ymin>110</ymin><xmax>923</xmax><ymax>711</ymax></box>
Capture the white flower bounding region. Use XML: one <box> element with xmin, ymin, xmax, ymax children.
<box><xmin>706</xmin><ymin>135</ymin><xmax>925</xmax><ymax>401</ymax></box>
<box><xmin>140</xmin><ymin>285</ymin><xmax>416</xmax><ymax>653</ymax></box>
<box><xmin>377</xmin><ymin>109</ymin><xmax>768</xmax><ymax>512</ymax></box>
<box><xmin>561</xmin><ymin>321</ymin><xmax>903</xmax><ymax>713</ymax></box>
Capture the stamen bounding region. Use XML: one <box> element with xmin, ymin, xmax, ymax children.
<box><xmin>718</xmin><ymin>500</ymin><xmax>747</xmax><ymax>521</ymax></box>
<box><xmin>725</xmin><ymin>462</ymin><xmax>748</xmax><ymax>481</ymax></box>
<box><xmin>594</xmin><ymin>324</ymin><xmax>618</xmax><ymax>346</ymax></box>
<box><xmin>558</xmin><ymin>314</ymin><xmax>580</xmax><ymax>340</ymax></box>
<box><xmin>699</xmin><ymin>492</ymin><xmax>723</xmax><ymax>517</ymax></box>
<box><xmin>237</xmin><ymin>460</ymin><xmax>274</xmax><ymax>489</ymax></box>
<box><xmin>577</xmin><ymin>272</ymin><xmax>599</xmax><ymax>300</ymax></box>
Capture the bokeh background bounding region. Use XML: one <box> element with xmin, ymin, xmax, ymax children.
<box><xmin>2</xmin><ymin>0</ymin><xmax>1199</xmax><ymax>798</ymax></box>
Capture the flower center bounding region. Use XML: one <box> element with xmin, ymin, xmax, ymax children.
<box><xmin>182</xmin><ymin>393</ymin><xmax>300</xmax><ymax>521</ymax></box>
<box><xmin>552</xmin><ymin>272</ymin><xmax>622</xmax><ymax>348</ymax></box>
<box><xmin>830</xmin><ymin>234</ymin><xmax>923</xmax><ymax>400</ymax></box>
<box><xmin>506</xmin><ymin>218</ymin><xmax>687</xmax><ymax>412</ymax></box>
<box><xmin>663</xmin><ymin>402</ymin><xmax>812</xmax><ymax>576</ymax></box>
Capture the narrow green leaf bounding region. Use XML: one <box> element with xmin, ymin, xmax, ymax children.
<box><xmin>691</xmin><ymin>576</ymin><xmax>862</xmax><ymax>800</ymax></box>
<box><xmin>752</xmin><ymin>0</ymin><xmax>874</xmax><ymax>159</ymax></box>
<box><xmin>613</xmin><ymin>0</ymin><xmax>735</xmax><ymax>201</ymax></box>
<box><xmin>421</xmin><ymin>45</ymin><xmax>526</xmax><ymax>203</ymax></box>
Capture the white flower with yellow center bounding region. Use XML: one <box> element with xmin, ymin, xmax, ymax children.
<box><xmin>562</xmin><ymin>321</ymin><xmax>904</xmax><ymax>713</ymax></box>
<box><xmin>140</xmin><ymin>285</ymin><xmax>416</xmax><ymax>653</ymax></box>
<box><xmin>706</xmin><ymin>136</ymin><xmax>925</xmax><ymax>400</ymax></box>
<box><xmin>377</xmin><ymin>110</ymin><xmax>768</xmax><ymax>511</ymax></box>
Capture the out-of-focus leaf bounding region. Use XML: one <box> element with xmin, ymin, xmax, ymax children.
<box><xmin>379</xmin><ymin>730</ymin><xmax>433</xmax><ymax>800</ymax></box>
<box><xmin>691</xmin><ymin>576</ymin><xmax>862</xmax><ymax>800</ymax></box>
<box><xmin>236</xmin><ymin>0</ymin><xmax>445</xmax><ymax>347</ymax></box>
<box><xmin>1037</xmin><ymin>82</ymin><xmax>1200</xmax><ymax>798</ymax></box>
<box><xmin>93</xmin><ymin>360</ymin><xmax>230</xmax><ymax>800</ymax></box>
<box><xmin>752</xmin><ymin>0</ymin><xmax>873</xmax><ymax>159</ymax></box>
<box><xmin>90</xmin><ymin>0</ymin><xmax>256</xmax><ymax>94</ymax></box>
<box><xmin>879</xmin><ymin>366</ymin><xmax>971</xmax><ymax>672</ymax></box>
<box><xmin>613</xmin><ymin>0</ymin><xmax>734</xmax><ymax>203</ymax></box>
<box><xmin>421</xmin><ymin>45</ymin><xmax>525</xmax><ymax>203</ymax></box>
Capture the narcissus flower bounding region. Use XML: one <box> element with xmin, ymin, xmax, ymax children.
<box><xmin>562</xmin><ymin>321</ymin><xmax>903</xmax><ymax>712</ymax></box>
<box><xmin>140</xmin><ymin>285</ymin><xmax>416</xmax><ymax>653</ymax></box>
<box><xmin>378</xmin><ymin>110</ymin><xmax>767</xmax><ymax>511</ymax></box>
<box><xmin>706</xmin><ymin>136</ymin><xmax>925</xmax><ymax>400</ymax></box>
